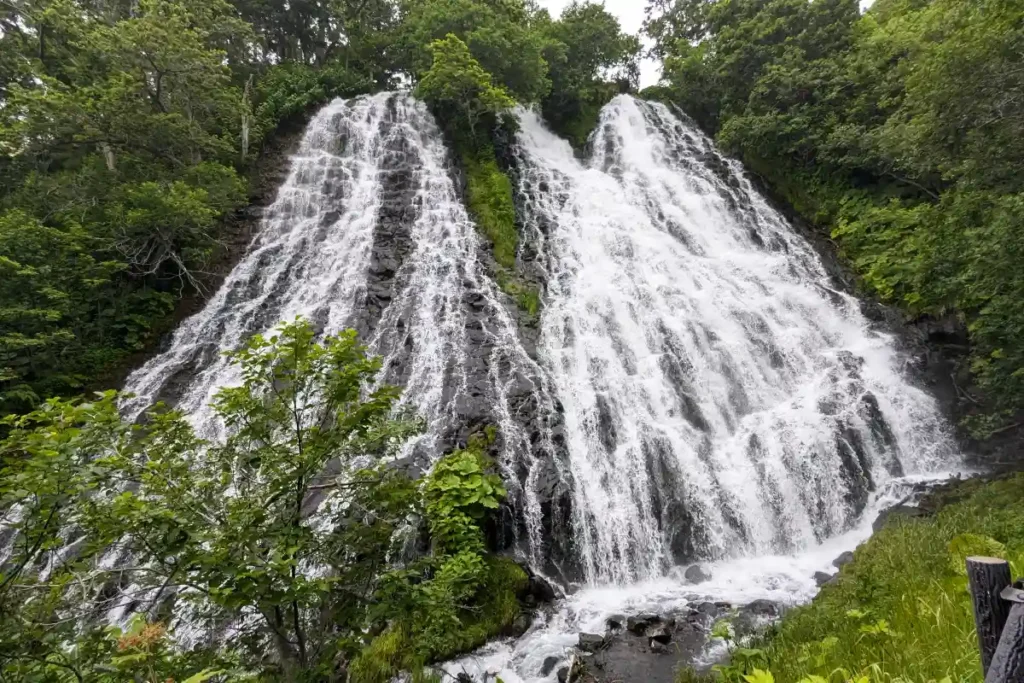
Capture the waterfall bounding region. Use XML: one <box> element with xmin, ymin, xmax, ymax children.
<box><xmin>118</xmin><ymin>90</ymin><xmax>961</xmax><ymax>680</ymax></box>
<box><xmin>121</xmin><ymin>91</ymin><xmax>550</xmax><ymax>557</ymax></box>
<box><xmin>513</xmin><ymin>95</ymin><xmax>958</xmax><ymax>587</ymax></box>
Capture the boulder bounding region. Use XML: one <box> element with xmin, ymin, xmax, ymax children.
<box><xmin>648</xmin><ymin>624</ymin><xmax>672</xmax><ymax>644</ymax></box>
<box><xmin>814</xmin><ymin>571</ymin><xmax>834</xmax><ymax>587</ymax></box>
<box><xmin>650</xmin><ymin>639</ymin><xmax>670</xmax><ymax>654</ymax></box>
<box><xmin>684</xmin><ymin>564</ymin><xmax>713</xmax><ymax>584</ymax></box>
<box><xmin>541</xmin><ymin>656</ymin><xmax>561</xmax><ymax>677</ymax></box>
<box><xmin>511</xmin><ymin>611</ymin><xmax>533</xmax><ymax>636</ymax></box>
<box><xmin>557</xmin><ymin>667</ymin><xmax>569</xmax><ymax>683</ymax></box>
<box><xmin>606</xmin><ymin>613</ymin><xmax>626</xmax><ymax>630</ymax></box>
<box><xmin>529</xmin><ymin>574</ymin><xmax>559</xmax><ymax>603</ymax></box>
<box><xmin>696</xmin><ymin>602</ymin><xmax>718</xmax><ymax>615</ymax></box>
<box><xmin>745</xmin><ymin>599</ymin><xmax>780</xmax><ymax>617</ymax></box>
<box><xmin>578</xmin><ymin>632</ymin><xmax>606</xmax><ymax>652</ymax></box>
<box><xmin>626</xmin><ymin>613</ymin><xmax>661</xmax><ymax>634</ymax></box>
<box><xmin>832</xmin><ymin>551</ymin><xmax>855</xmax><ymax>569</ymax></box>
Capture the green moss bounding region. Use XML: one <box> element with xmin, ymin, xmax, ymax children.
<box><xmin>461</xmin><ymin>147</ymin><xmax>543</xmax><ymax>319</ymax></box>
<box><xmin>464</xmin><ymin>148</ymin><xmax>518</xmax><ymax>269</ymax></box>
<box><xmin>702</xmin><ymin>475</ymin><xmax>1024</xmax><ymax>683</ymax></box>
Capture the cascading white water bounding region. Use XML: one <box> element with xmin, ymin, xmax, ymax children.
<box><xmin>121</xmin><ymin>93</ymin><xmax>545</xmax><ymax>513</ymax></box>
<box><xmin>445</xmin><ymin>96</ymin><xmax>961</xmax><ymax>683</ymax></box>
<box><xmin>115</xmin><ymin>89</ymin><xmax>962</xmax><ymax>681</ymax></box>
<box><xmin>514</xmin><ymin>95</ymin><xmax>958</xmax><ymax>586</ymax></box>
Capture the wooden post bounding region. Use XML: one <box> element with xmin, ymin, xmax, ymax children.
<box><xmin>967</xmin><ymin>556</ymin><xmax>1013</xmax><ymax>676</ymax></box>
<box><xmin>985</xmin><ymin>598</ymin><xmax>1024</xmax><ymax>683</ymax></box>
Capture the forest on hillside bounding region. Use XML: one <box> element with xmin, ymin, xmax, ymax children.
<box><xmin>1</xmin><ymin>0</ymin><xmax>1023</xmax><ymax>681</ymax></box>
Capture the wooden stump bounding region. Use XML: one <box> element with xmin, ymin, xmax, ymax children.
<box><xmin>986</xmin><ymin>601</ymin><xmax>1024</xmax><ymax>683</ymax></box>
<box><xmin>967</xmin><ymin>556</ymin><xmax>1012</xmax><ymax>676</ymax></box>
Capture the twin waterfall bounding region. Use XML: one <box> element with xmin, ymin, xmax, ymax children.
<box><xmin>123</xmin><ymin>91</ymin><xmax>958</xmax><ymax>676</ymax></box>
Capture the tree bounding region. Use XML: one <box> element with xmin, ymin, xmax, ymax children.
<box><xmin>0</xmin><ymin>319</ymin><xmax>521</xmax><ymax>681</ymax></box>
<box><xmin>400</xmin><ymin>0</ymin><xmax>551</xmax><ymax>103</ymax></box>
<box><xmin>540</xmin><ymin>1</ymin><xmax>641</xmax><ymax>145</ymax></box>
<box><xmin>414</xmin><ymin>34</ymin><xmax>515</xmax><ymax>141</ymax></box>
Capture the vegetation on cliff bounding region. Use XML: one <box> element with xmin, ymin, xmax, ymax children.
<box><xmin>645</xmin><ymin>0</ymin><xmax>1024</xmax><ymax>436</ymax></box>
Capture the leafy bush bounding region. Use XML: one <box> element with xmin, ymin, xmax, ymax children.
<box><xmin>0</xmin><ymin>319</ymin><xmax>522</xmax><ymax>681</ymax></box>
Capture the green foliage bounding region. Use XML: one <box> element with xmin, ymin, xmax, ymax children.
<box><xmin>0</xmin><ymin>318</ymin><xmax>524</xmax><ymax>681</ymax></box>
<box><xmin>464</xmin><ymin>148</ymin><xmax>518</xmax><ymax>267</ymax></box>
<box><xmin>415</xmin><ymin>34</ymin><xmax>516</xmax><ymax>143</ymax></box>
<box><xmin>400</xmin><ymin>0</ymin><xmax>551</xmax><ymax>104</ymax></box>
<box><xmin>647</xmin><ymin>0</ymin><xmax>1024</xmax><ymax>431</ymax></box>
<box><xmin>539</xmin><ymin>2</ymin><xmax>640</xmax><ymax>147</ymax></box>
<box><xmin>351</xmin><ymin>436</ymin><xmax>522</xmax><ymax>682</ymax></box>
<box><xmin>692</xmin><ymin>475</ymin><xmax>1024</xmax><ymax>683</ymax></box>
<box><xmin>252</xmin><ymin>61</ymin><xmax>376</xmax><ymax>138</ymax></box>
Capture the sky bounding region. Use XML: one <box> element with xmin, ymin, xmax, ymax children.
<box><xmin>538</xmin><ymin>0</ymin><xmax>877</xmax><ymax>89</ymax></box>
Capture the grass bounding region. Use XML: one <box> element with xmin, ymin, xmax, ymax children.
<box><xmin>690</xmin><ymin>475</ymin><xmax>1024</xmax><ymax>683</ymax></box>
<box><xmin>463</xmin><ymin>146</ymin><xmax>543</xmax><ymax>319</ymax></box>
<box><xmin>464</xmin><ymin>148</ymin><xmax>518</xmax><ymax>269</ymax></box>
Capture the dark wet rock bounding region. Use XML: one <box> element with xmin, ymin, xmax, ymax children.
<box><xmin>814</xmin><ymin>571</ymin><xmax>835</xmax><ymax>587</ymax></box>
<box><xmin>696</xmin><ymin>602</ymin><xmax>718</xmax><ymax>615</ymax></box>
<box><xmin>587</xmin><ymin>607</ymin><xmax>713</xmax><ymax>683</ymax></box>
<box><xmin>627</xmin><ymin>613</ymin><xmax>661</xmax><ymax>634</ymax></box>
<box><xmin>745</xmin><ymin>599</ymin><xmax>780</xmax><ymax>617</ymax></box>
<box><xmin>732</xmin><ymin>600</ymin><xmax>783</xmax><ymax>639</ymax></box>
<box><xmin>606</xmin><ymin>614</ymin><xmax>626</xmax><ymax>630</ymax></box>
<box><xmin>832</xmin><ymin>551</ymin><xmax>855</xmax><ymax>569</ymax></box>
<box><xmin>510</xmin><ymin>611</ymin><xmax>533</xmax><ymax>636</ymax></box>
<box><xmin>456</xmin><ymin>674</ymin><xmax>474</xmax><ymax>683</ymax></box>
<box><xmin>648</xmin><ymin>625</ymin><xmax>672</xmax><ymax>644</ymax></box>
<box><xmin>542</xmin><ymin>656</ymin><xmax>561</xmax><ymax>677</ymax></box>
<box><xmin>528</xmin><ymin>573</ymin><xmax>559</xmax><ymax>604</ymax></box>
<box><xmin>579</xmin><ymin>632</ymin><xmax>606</xmax><ymax>652</ymax></box>
<box><xmin>557</xmin><ymin>667</ymin><xmax>569</xmax><ymax>683</ymax></box>
<box><xmin>872</xmin><ymin>504</ymin><xmax>926</xmax><ymax>533</ymax></box>
<box><xmin>684</xmin><ymin>564</ymin><xmax>712</xmax><ymax>584</ymax></box>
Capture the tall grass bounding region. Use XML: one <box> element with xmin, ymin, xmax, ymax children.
<box><xmin>692</xmin><ymin>476</ymin><xmax>1024</xmax><ymax>683</ymax></box>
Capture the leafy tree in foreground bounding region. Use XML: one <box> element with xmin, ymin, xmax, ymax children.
<box><xmin>0</xmin><ymin>319</ymin><xmax>520</xmax><ymax>681</ymax></box>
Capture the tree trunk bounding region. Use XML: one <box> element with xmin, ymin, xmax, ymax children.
<box><xmin>968</xmin><ymin>556</ymin><xmax>1013</xmax><ymax>676</ymax></box>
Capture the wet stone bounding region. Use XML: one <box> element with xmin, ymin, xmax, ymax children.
<box><xmin>684</xmin><ymin>564</ymin><xmax>712</xmax><ymax>584</ymax></box>
<box><xmin>541</xmin><ymin>656</ymin><xmax>561</xmax><ymax>677</ymax></box>
<box><xmin>606</xmin><ymin>614</ymin><xmax>626</xmax><ymax>630</ymax></box>
<box><xmin>579</xmin><ymin>632</ymin><xmax>606</xmax><ymax>652</ymax></box>
<box><xmin>626</xmin><ymin>613</ymin><xmax>661</xmax><ymax>634</ymax></box>
<box><xmin>814</xmin><ymin>571</ymin><xmax>834</xmax><ymax>587</ymax></box>
<box><xmin>648</xmin><ymin>625</ymin><xmax>672</xmax><ymax>644</ymax></box>
<box><xmin>832</xmin><ymin>551</ymin><xmax>855</xmax><ymax>569</ymax></box>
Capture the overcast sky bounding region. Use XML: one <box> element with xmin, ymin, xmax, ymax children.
<box><xmin>538</xmin><ymin>0</ymin><xmax>877</xmax><ymax>88</ymax></box>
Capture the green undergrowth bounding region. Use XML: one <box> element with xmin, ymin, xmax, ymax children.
<box><xmin>349</xmin><ymin>436</ymin><xmax>529</xmax><ymax>683</ymax></box>
<box><xmin>690</xmin><ymin>475</ymin><xmax>1024</xmax><ymax>683</ymax></box>
<box><xmin>464</xmin><ymin>148</ymin><xmax>518</xmax><ymax>268</ymax></box>
<box><xmin>463</xmin><ymin>146</ymin><xmax>541</xmax><ymax>319</ymax></box>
